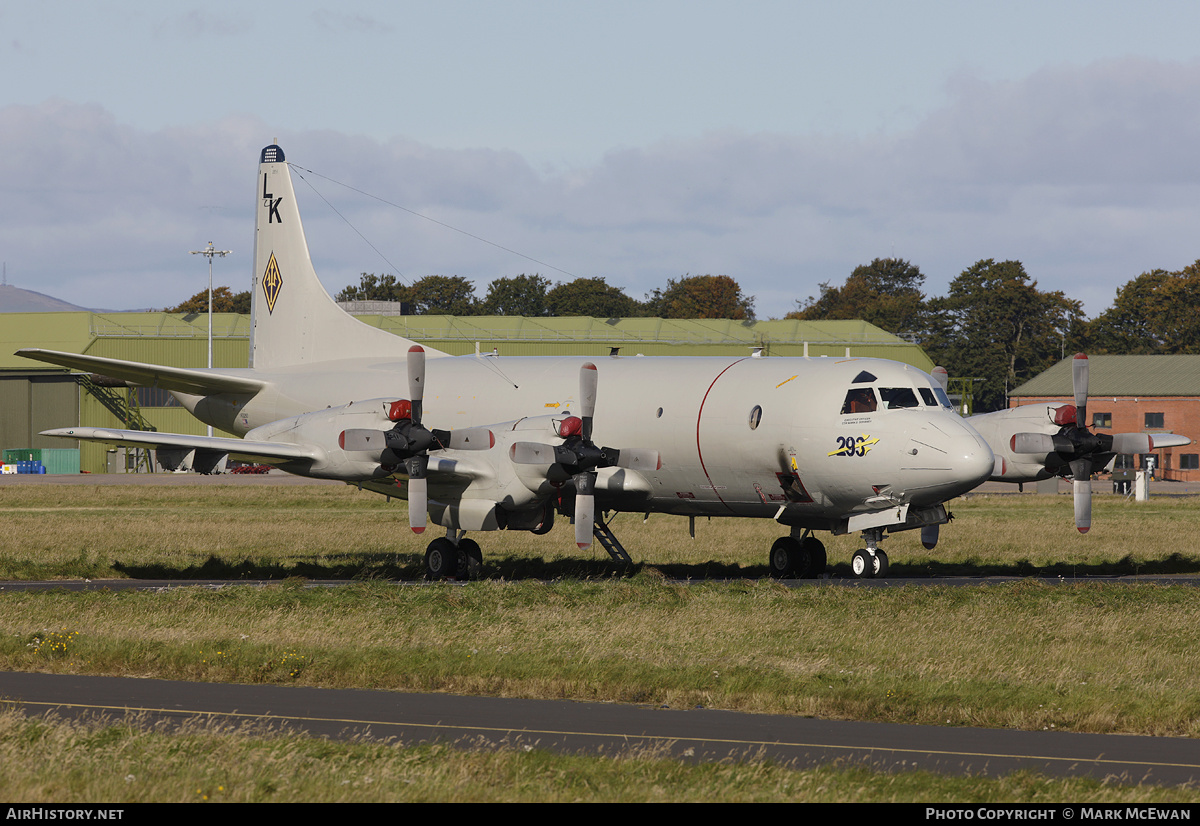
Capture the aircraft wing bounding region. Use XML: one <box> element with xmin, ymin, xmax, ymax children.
<box><xmin>16</xmin><ymin>349</ymin><xmax>266</xmax><ymax>396</ymax></box>
<box><xmin>40</xmin><ymin>427</ymin><xmax>318</xmax><ymax>465</ymax></box>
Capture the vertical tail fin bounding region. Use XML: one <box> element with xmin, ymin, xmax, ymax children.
<box><xmin>250</xmin><ymin>145</ymin><xmax>439</xmax><ymax>368</ymax></box>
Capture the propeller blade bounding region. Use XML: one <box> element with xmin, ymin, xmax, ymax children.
<box><xmin>340</xmin><ymin>429</ymin><xmax>387</xmax><ymax>452</ymax></box>
<box><xmin>407</xmin><ymin>455</ymin><xmax>428</xmax><ymax>534</ymax></box>
<box><xmin>921</xmin><ymin>523</ymin><xmax>940</xmax><ymax>550</ymax></box>
<box><xmin>574</xmin><ymin>471</ymin><xmax>596</xmax><ymax>550</ymax></box>
<box><xmin>1071</xmin><ymin>458</ymin><xmax>1091</xmax><ymax>533</ymax></box>
<box><xmin>606</xmin><ymin>447</ymin><xmax>662</xmax><ymax>471</ymax></box>
<box><xmin>1111</xmin><ymin>433</ymin><xmax>1152</xmax><ymax>455</ymax></box>
<box><xmin>579</xmin><ymin>362</ymin><xmax>597</xmax><ymax>441</ymax></box>
<box><xmin>1010</xmin><ymin>432</ymin><xmax>1057</xmax><ymax>454</ymax></box>
<box><xmin>440</xmin><ymin>427</ymin><xmax>495</xmax><ymax>451</ymax></box>
<box><xmin>407</xmin><ymin>345</ymin><xmax>425</xmax><ymax>424</ymax></box>
<box><xmin>1072</xmin><ymin>353</ymin><xmax>1089</xmax><ymax>429</ymax></box>
<box><xmin>1074</xmin><ymin>478</ymin><xmax>1091</xmax><ymax>533</ymax></box>
<box><xmin>1149</xmin><ymin>433</ymin><xmax>1191</xmax><ymax>449</ymax></box>
<box><xmin>510</xmin><ymin>441</ymin><xmax>556</xmax><ymax>464</ymax></box>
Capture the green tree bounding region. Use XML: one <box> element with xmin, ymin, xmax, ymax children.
<box><xmin>335</xmin><ymin>273</ymin><xmax>410</xmax><ymax>303</ymax></box>
<box><xmin>790</xmin><ymin>257</ymin><xmax>925</xmax><ymax>334</ymax></box>
<box><xmin>644</xmin><ymin>274</ymin><xmax>756</xmax><ymax>320</ymax></box>
<box><xmin>546</xmin><ymin>277</ymin><xmax>641</xmax><ymax>317</ymax></box>
<box><xmin>1087</xmin><ymin>262</ymin><xmax>1200</xmax><ymax>354</ymax></box>
<box><xmin>482</xmin><ymin>274</ymin><xmax>551</xmax><ymax>316</ymax></box>
<box><xmin>924</xmin><ymin>259</ymin><xmax>1083</xmax><ymax>412</ymax></box>
<box><xmin>166</xmin><ymin>286</ymin><xmax>251</xmax><ymax>314</ymax></box>
<box><xmin>409</xmin><ymin>275</ymin><xmax>479</xmax><ymax>315</ymax></box>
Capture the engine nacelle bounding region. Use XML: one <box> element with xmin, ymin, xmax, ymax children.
<box><xmin>246</xmin><ymin>399</ymin><xmax>397</xmax><ymax>481</ymax></box>
<box><xmin>968</xmin><ymin>404</ymin><xmax>1068</xmax><ymax>483</ymax></box>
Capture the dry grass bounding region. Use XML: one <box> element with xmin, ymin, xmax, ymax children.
<box><xmin>1</xmin><ymin>709</ymin><xmax>1196</xmax><ymax>803</ymax></box>
<box><xmin>3</xmin><ymin>577</ymin><xmax>1200</xmax><ymax>736</ymax></box>
<box><xmin>4</xmin><ymin>482</ymin><xmax>1200</xmax><ymax>798</ymax></box>
<box><xmin>2</xmin><ymin>482</ymin><xmax>1199</xmax><ymax>579</ymax></box>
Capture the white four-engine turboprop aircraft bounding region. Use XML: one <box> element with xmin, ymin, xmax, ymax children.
<box><xmin>18</xmin><ymin>145</ymin><xmax>996</xmax><ymax>580</ymax></box>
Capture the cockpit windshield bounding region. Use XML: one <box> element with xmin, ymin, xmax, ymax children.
<box><xmin>879</xmin><ymin>387</ymin><xmax>920</xmax><ymax>409</ymax></box>
<box><xmin>840</xmin><ymin>377</ymin><xmax>955</xmax><ymax>415</ymax></box>
<box><xmin>934</xmin><ymin>387</ymin><xmax>953</xmax><ymax>408</ymax></box>
<box><xmin>840</xmin><ymin>388</ymin><xmax>878</xmax><ymax>414</ymax></box>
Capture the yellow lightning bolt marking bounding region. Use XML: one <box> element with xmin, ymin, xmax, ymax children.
<box><xmin>828</xmin><ymin>435</ymin><xmax>880</xmax><ymax>457</ymax></box>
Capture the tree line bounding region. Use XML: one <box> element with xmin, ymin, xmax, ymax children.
<box><xmin>333</xmin><ymin>273</ymin><xmax>756</xmax><ymax>320</ymax></box>
<box><xmin>167</xmin><ymin>257</ymin><xmax>1200</xmax><ymax>413</ymax></box>
<box><xmin>791</xmin><ymin>257</ymin><xmax>1200</xmax><ymax>411</ymax></box>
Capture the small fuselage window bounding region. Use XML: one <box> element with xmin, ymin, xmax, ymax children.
<box><xmin>841</xmin><ymin>388</ymin><xmax>878</xmax><ymax>415</ymax></box>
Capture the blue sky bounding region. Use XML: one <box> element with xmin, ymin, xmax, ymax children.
<box><xmin>4</xmin><ymin>1</ymin><xmax>1200</xmax><ymax>321</ymax></box>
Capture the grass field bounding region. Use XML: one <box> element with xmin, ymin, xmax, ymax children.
<box><xmin>2</xmin><ymin>481</ymin><xmax>1199</xmax><ymax>801</ymax></box>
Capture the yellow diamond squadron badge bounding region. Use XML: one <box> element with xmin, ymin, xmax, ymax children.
<box><xmin>262</xmin><ymin>253</ymin><xmax>283</xmax><ymax>313</ymax></box>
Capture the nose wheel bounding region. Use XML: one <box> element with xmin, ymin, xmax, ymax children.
<box><xmin>851</xmin><ymin>547</ymin><xmax>889</xmax><ymax>579</ymax></box>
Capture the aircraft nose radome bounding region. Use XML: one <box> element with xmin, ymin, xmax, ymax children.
<box><xmin>951</xmin><ymin>422</ymin><xmax>995</xmax><ymax>492</ymax></box>
<box><xmin>900</xmin><ymin>416</ymin><xmax>995</xmax><ymax>504</ymax></box>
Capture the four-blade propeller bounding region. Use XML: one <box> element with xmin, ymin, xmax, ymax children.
<box><xmin>340</xmin><ymin>345</ymin><xmax>493</xmax><ymax>533</ymax></box>
<box><xmin>1009</xmin><ymin>353</ymin><xmax>1187</xmax><ymax>532</ymax></box>
<box><xmin>510</xmin><ymin>362</ymin><xmax>660</xmax><ymax>550</ymax></box>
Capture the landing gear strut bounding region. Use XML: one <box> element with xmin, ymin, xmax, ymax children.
<box><xmin>768</xmin><ymin>530</ymin><xmax>826</xmax><ymax>578</ymax></box>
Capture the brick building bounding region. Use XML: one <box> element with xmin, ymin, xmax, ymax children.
<box><xmin>1009</xmin><ymin>355</ymin><xmax>1200</xmax><ymax>482</ymax></box>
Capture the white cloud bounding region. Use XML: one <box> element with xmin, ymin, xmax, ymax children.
<box><xmin>4</xmin><ymin>57</ymin><xmax>1200</xmax><ymax>317</ymax></box>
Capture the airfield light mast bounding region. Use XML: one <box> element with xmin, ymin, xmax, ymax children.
<box><xmin>189</xmin><ymin>242</ymin><xmax>231</xmax><ymax>438</ymax></box>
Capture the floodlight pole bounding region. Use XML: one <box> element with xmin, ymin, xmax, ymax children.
<box><xmin>190</xmin><ymin>242</ymin><xmax>231</xmax><ymax>437</ymax></box>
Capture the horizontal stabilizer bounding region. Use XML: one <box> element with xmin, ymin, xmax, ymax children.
<box><xmin>17</xmin><ymin>349</ymin><xmax>266</xmax><ymax>396</ymax></box>
<box><xmin>40</xmin><ymin>426</ymin><xmax>318</xmax><ymax>465</ymax></box>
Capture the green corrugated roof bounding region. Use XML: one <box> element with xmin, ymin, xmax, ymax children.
<box><xmin>1011</xmin><ymin>355</ymin><xmax>1200</xmax><ymax>397</ymax></box>
<box><xmin>0</xmin><ymin>312</ymin><xmax>249</xmax><ymax>369</ymax></box>
<box><xmin>362</xmin><ymin>315</ymin><xmax>908</xmax><ymax>344</ymax></box>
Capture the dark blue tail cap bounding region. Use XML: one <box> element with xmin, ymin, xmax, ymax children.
<box><xmin>260</xmin><ymin>145</ymin><xmax>285</xmax><ymax>164</ymax></box>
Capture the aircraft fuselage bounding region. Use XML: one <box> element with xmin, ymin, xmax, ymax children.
<box><xmin>174</xmin><ymin>353</ymin><xmax>994</xmax><ymax>530</ymax></box>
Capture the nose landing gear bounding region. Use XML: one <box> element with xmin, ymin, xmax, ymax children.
<box><xmin>851</xmin><ymin>528</ymin><xmax>888</xmax><ymax>579</ymax></box>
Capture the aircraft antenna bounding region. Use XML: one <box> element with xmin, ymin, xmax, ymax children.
<box><xmin>288</xmin><ymin>163</ymin><xmax>580</xmax><ymax>280</ymax></box>
<box><xmin>289</xmin><ymin>167</ymin><xmax>409</xmax><ymax>283</ymax></box>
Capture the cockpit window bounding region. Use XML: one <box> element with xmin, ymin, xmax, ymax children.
<box><xmin>919</xmin><ymin>388</ymin><xmax>938</xmax><ymax>407</ymax></box>
<box><xmin>852</xmin><ymin>370</ymin><xmax>877</xmax><ymax>384</ymax></box>
<box><xmin>879</xmin><ymin>387</ymin><xmax>920</xmax><ymax>409</ymax></box>
<box><xmin>841</xmin><ymin>388</ymin><xmax>878</xmax><ymax>414</ymax></box>
<box><xmin>933</xmin><ymin>387</ymin><xmax>953</xmax><ymax>409</ymax></box>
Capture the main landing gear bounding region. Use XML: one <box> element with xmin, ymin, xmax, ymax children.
<box><xmin>422</xmin><ymin>517</ymin><xmax>633</xmax><ymax>581</ymax></box>
<box><xmin>768</xmin><ymin>530</ymin><xmax>827</xmax><ymax>579</ymax></box>
<box><xmin>767</xmin><ymin>527</ymin><xmax>889</xmax><ymax>579</ymax></box>
<box><xmin>424</xmin><ymin>531</ymin><xmax>483</xmax><ymax>581</ymax></box>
